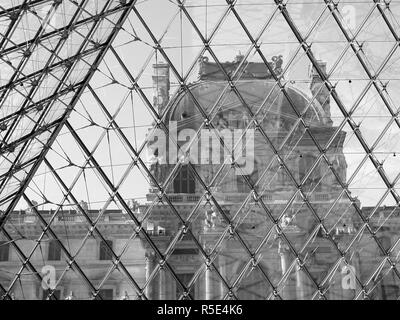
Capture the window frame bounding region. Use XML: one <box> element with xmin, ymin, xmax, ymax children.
<box><xmin>173</xmin><ymin>165</ymin><xmax>195</xmax><ymax>194</ymax></box>
<box><xmin>0</xmin><ymin>241</ymin><xmax>10</xmax><ymax>262</ymax></box>
<box><xmin>99</xmin><ymin>239</ymin><xmax>113</xmax><ymax>261</ymax></box>
<box><xmin>47</xmin><ymin>240</ymin><xmax>61</xmax><ymax>261</ymax></box>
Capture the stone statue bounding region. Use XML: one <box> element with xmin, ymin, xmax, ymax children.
<box><xmin>330</xmin><ymin>154</ymin><xmax>347</xmax><ymax>186</ymax></box>
<box><xmin>65</xmin><ymin>291</ymin><xmax>75</xmax><ymax>300</ymax></box>
<box><xmin>215</xmin><ymin>113</ymin><xmax>228</xmax><ymax>130</ymax></box>
<box><xmin>149</xmin><ymin>148</ymin><xmax>166</xmax><ymax>186</ymax></box>
<box><xmin>272</xmin><ymin>55</ymin><xmax>283</xmax><ymax>75</ymax></box>
<box><xmin>204</xmin><ymin>207</ymin><xmax>218</xmax><ymax>230</ymax></box>
<box><xmin>120</xmin><ymin>291</ymin><xmax>129</xmax><ymax>300</ymax></box>
<box><xmin>280</xmin><ymin>213</ymin><xmax>292</xmax><ymax>229</ymax></box>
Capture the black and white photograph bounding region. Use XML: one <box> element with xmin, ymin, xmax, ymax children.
<box><xmin>0</xmin><ymin>0</ymin><xmax>399</xmax><ymax>310</ymax></box>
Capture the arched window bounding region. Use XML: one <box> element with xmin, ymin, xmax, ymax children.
<box><xmin>173</xmin><ymin>165</ymin><xmax>195</xmax><ymax>194</ymax></box>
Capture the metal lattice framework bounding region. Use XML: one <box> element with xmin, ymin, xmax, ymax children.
<box><xmin>1</xmin><ymin>0</ymin><xmax>400</xmax><ymax>300</ymax></box>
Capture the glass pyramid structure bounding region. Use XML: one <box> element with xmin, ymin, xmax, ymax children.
<box><xmin>1</xmin><ymin>0</ymin><xmax>400</xmax><ymax>300</ymax></box>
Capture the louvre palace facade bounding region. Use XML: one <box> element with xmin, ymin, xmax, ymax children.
<box><xmin>1</xmin><ymin>56</ymin><xmax>399</xmax><ymax>300</ymax></box>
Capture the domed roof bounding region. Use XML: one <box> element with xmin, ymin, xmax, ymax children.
<box><xmin>167</xmin><ymin>80</ymin><xmax>326</xmax><ymax>135</ymax></box>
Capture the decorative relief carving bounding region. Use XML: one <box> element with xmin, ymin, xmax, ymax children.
<box><xmin>198</xmin><ymin>54</ymin><xmax>284</xmax><ymax>80</ymax></box>
<box><xmin>279</xmin><ymin>212</ymin><xmax>301</xmax><ymax>233</ymax></box>
<box><xmin>271</xmin><ymin>55</ymin><xmax>283</xmax><ymax>75</ymax></box>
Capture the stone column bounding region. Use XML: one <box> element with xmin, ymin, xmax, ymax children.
<box><xmin>145</xmin><ymin>251</ymin><xmax>156</xmax><ymax>299</ymax></box>
<box><xmin>296</xmin><ymin>264</ymin><xmax>310</xmax><ymax>300</ymax></box>
<box><xmin>278</xmin><ymin>240</ymin><xmax>295</xmax><ymax>299</ymax></box>
<box><xmin>205</xmin><ymin>265</ymin><xmax>213</xmax><ymax>300</ymax></box>
<box><xmin>202</xmin><ymin>238</ymin><xmax>216</xmax><ymax>300</ymax></box>
<box><xmin>219</xmin><ymin>255</ymin><xmax>226</xmax><ymax>299</ymax></box>
<box><xmin>159</xmin><ymin>266</ymin><xmax>167</xmax><ymax>300</ymax></box>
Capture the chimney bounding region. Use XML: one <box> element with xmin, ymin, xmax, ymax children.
<box><xmin>309</xmin><ymin>61</ymin><xmax>333</xmax><ymax>126</ymax></box>
<box><xmin>152</xmin><ymin>63</ymin><xmax>170</xmax><ymax>113</ymax></box>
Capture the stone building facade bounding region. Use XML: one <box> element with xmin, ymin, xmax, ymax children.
<box><xmin>141</xmin><ymin>55</ymin><xmax>400</xmax><ymax>300</ymax></box>
<box><xmin>0</xmin><ymin>207</ymin><xmax>146</xmax><ymax>300</ymax></box>
<box><xmin>0</xmin><ymin>56</ymin><xmax>399</xmax><ymax>300</ymax></box>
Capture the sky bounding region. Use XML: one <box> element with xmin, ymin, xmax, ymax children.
<box><xmin>15</xmin><ymin>0</ymin><xmax>400</xmax><ymax>211</ymax></box>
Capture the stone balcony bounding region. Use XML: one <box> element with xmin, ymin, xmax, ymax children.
<box><xmin>7</xmin><ymin>209</ymin><xmax>134</xmax><ymax>225</ymax></box>
<box><xmin>146</xmin><ymin>191</ymin><xmax>346</xmax><ymax>204</ymax></box>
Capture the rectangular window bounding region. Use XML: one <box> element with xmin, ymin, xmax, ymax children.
<box><xmin>48</xmin><ymin>240</ymin><xmax>61</xmax><ymax>261</ymax></box>
<box><xmin>99</xmin><ymin>289</ymin><xmax>113</xmax><ymax>300</ymax></box>
<box><xmin>99</xmin><ymin>240</ymin><xmax>113</xmax><ymax>260</ymax></box>
<box><xmin>0</xmin><ymin>241</ymin><xmax>10</xmax><ymax>262</ymax></box>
